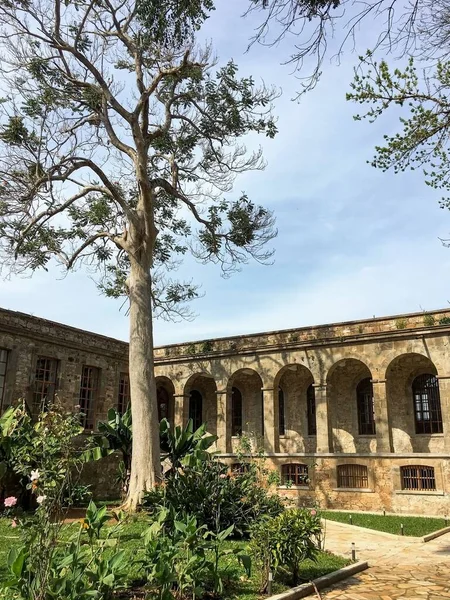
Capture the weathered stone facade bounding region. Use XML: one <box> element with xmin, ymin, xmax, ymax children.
<box><xmin>1</xmin><ymin>306</ymin><xmax>450</xmax><ymax>514</ymax></box>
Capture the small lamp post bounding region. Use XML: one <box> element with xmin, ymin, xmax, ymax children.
<box><xmin>351</xmin><ymin>542</ymin><xmax>356</xmax><ymax>561</ymax></box>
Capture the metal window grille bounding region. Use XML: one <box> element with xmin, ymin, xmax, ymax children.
<box><xmin>79</xmin><ymin>366</ymin><xmax>99</xmax><ymax>430</ymax></box>
<box><xmin>32</xmin><ymin>357</ymin><xmax>58</xmax><ymax>413</ymax></box>
<box><xmin>307</xmin><ymin>384</ymin><xmax>317</xmax><ymax>436</ymax></box>
<box><xmin>117</xmin><ymin>372</ymin><xmax>130</xmax><ymax>415</ymax></box>
<box><xmin>189</xmin><ymin>389</ymin><xmax>202</xmax><ymax>431</ymax></box>
<box><xmin>337</xmin><ymin>464</ymin><xmax>369</xmax><ymax>489</ymax></box>
<box><xmin>281</xmin><ymin>463</ymin><xmax>309</xmax><ymax>486</ymax></box>
<box><xmin>400</xmin><ymin>465</ymin><xmax>436</xmax><ymax>491</ymax></box>
<box><xmin>231</xmin><ymin>462</ymin><xmax>249</xmax><ymax>474</ymax></box>
<box><xmin>231</xmin><ymin>387</ymin><xmax>242</xmax><ymax>436</ymax></box>
<box><xmin>413</xmin><ymin>374</ymin><xmax>443</xmax><ymax>434</ymax></box>
<box><xmin>157</xmin><ymin>386</ymin><xmax>170</xmax><ymax>422</ymax></box>
<box><xmin>278</xmin><ymin>387</ymin><xmax>285</xmax><ymax>436</ymax></box>
<box><xmin>0</xmin><ymin>348</ymin><xmax>8</xmax><ymax>412</ymax></box>
<box><xmin>357</xmin><ymin>378</ymin><xmax>376</xmax><ymax>435</ymax></box>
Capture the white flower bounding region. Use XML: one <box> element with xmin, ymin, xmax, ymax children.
<box><xmin>30</xmin><ymin>469</ymin><xmax>40</xmax><ymax>482</ymax></box>
<box><xmin>36</xmin><ymin>495</ymin><xmax>46</xmax><ymax>504</ymax></box>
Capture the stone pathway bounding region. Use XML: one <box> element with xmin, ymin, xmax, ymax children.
<box><xmin>309</xmin><ymin>520</ymin><xmax>450</xmax><ymax>599</ymax></box>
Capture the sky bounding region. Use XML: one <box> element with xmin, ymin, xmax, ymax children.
<box><xmin>0</xmin><ymin>1</ymin><xmax>449</xmax><ymax>345</ymax></box>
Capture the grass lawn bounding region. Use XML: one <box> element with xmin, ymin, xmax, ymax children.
<box><xmin>322</xmin><ymin>511</ymin><xmax>448</xmax><ymax>537</ymax></box>
<box><xmin>0</xmin><ymin>517</ymin><xmax>349</xmax><ymax>599</ymax></box>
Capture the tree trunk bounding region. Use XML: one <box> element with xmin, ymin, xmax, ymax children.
<box><xmin>122</xmin><ymin>257</ymin><xmax>161</xmax><ymax>511</ymax></box>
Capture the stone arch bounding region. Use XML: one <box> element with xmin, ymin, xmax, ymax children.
<box><xmin>273</xmin><ymin>364</ymin><xmax>315</xmax><ymax>453</ymax></box>
<box><xmin>385</xmin><ymin>352</ymin><xmax>442</xmax><ymax>453</ymax></box>
<box><xmin>326</xmin><ymin>358</ymin><xmax>374</xmax><ymax>454</ymax></box>
<box><xmin>155</xmin><ymin>376</ymin><xmax>175</xmax><ymax>425</ymax></box>
<box><xmin>228</xmin><ymin>368</ymin><xmax>264</xmax><ymax>451</ymax></box>
<box><xmin>183</xmin><ymin>372</ymin><xmax>217</xmax><ymax>436</ymax></box>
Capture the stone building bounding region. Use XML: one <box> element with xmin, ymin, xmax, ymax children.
<box><xmin>1</xmin><ymin>305</ymin><xmax>450</xmax><ymax>515</ymax></box>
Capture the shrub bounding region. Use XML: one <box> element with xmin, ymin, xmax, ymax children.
<box><xmin>395</xmin><ymin>318</ymin><xmax>408</xmax><ymax>330</ymax></box>
<box><xmin>250</xmin><ymin>508</ymin><xmax>322</xmax><ymax>589</ymax></box>
<box><xmin>423</xmin><ymin>314</ymin><xmax>436</xmax><ymax>327</ymax></box>
<box><xmin>439</xmin><ymin>316</ymin><xmax>450</xmax><ymax>325</ymax></box>
<box><xmin>144</xmin><ymin>457</ymin><xmax>285</xmax><ymax>537</ymax></box>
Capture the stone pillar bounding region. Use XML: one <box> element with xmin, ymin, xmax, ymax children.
<box><xmin>216</xmin><ymin>388</ymin><xmax>230</xmax><ymax>453</ymax></box>
<box><xmin>173</xmin><ymin>393</ymin><xmax>188</xmax><ymax>429</ymax></box>
<box><xmin>262</xmin><ymin>387</ymin><xmax>277</xmax><ymax>453</ymax></box>
<box><xmin>313</xmin><ymin>383</ymin><xmax>331</xmax><ymax>453</ymax></box>
<box><xmin>372</xmin><ymin>379</ymin><xmax>392</xmax><ymax>453</ymax></box>
<box><xmin>437</xmin><ymin>375</ymin><xmax>450</xmax><ymax>452</ymax></box>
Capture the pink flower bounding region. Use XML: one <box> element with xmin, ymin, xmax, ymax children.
<box><xmin>11</xmin><ymin>519</ymin><xmax>17</xmax><ymax>528</ymax></box>
<box><xmin>310</xmin><ymin>509</ymin><xmax>317</xmax><ymax>516</ymax></box>
<box><xmin>4</xmin><ymin>496</ymin><xmax>17</xmax><ymax>508</ymax></box>
<box><xmin>219</xmin><ymin>473</ymin><xmax>227</xmax><ymax>479</ymax></box>
<box><xmin>36</xmin><ymin>495</ymin><xmax>46</xmax><ymax>504</ymax></box>
<box><xmin>74</xmin><ymin>404</ymin><xmax>81</xmax><ymax>409</ymax></box>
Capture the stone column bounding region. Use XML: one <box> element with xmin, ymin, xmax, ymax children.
<box><xmin>173</xmin><ymin>393</ymin><xmax>188</xmax><ymax>429</ymax></box>
<box><xmin>313</xmin><ymin>383</ymin><xmax>331</xmax><ymax>453</ymax></box>
<box><xmin>262</xmin><ymin>387</ymin><xmax>277</xmax><ymax>453</ymax></box>
<box><xmin>216</xmin><ymin>388</ymin><xmax>230</xmax><ymax>453</ymax></box>
<box><xmin>372</xmin><ymin>379</ymin><xmax>392</xmax><ymax>453</ymax></box>
<box><xmin>437</xmin><ymin>375</ymin><xmax>450</xmax><ymax>452</ymax></box>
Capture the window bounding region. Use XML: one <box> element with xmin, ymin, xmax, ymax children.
<box><xmin>157</xmin><ymin>387</ymin><xmax>171</xmax><ymax>422</ymax></box>
<box><xmin>401</xmin><ymin>465</ymin><xmax>436</xmax><ymax>491</ymax></box>
<box><xmin>278</xmin><ymin>387</ymin><xmax>285</xmax><ymax>435</ymax></box>
<box><xmin>357</xmin><ymin>378</ymin><xmax>376</xmax><ymax>435</ymax></box>
<box><xmin>337</xmin><ymin>464</ymin><xmax>369</xmax><ymax>489</ymax></box>
<box><xmin>281</xmin><ymin>463</ymin><xmax>309</xmax><ymax>486</ymax></box>
<box><xmin>307</xmin><ymin>384</ymin><xmax>316</xmax><ymax>436</ymax></box>
<box><xmin>117</xmin><ymin>373</ymin><xmax>130</xmax><ymax>415</ymax></box>
<box><xmin>32</xmin><ymin>357</ymin><xmax>58</xmax><ymax>412</ymax></box>
<box><xmin>413</xmin><ymin>374</ymin><xmax>443</xmax><ymax>434</ymax></box>
<box><xmin>231</xmin><ymin>387</ymin><xmax>242</xmax><ymax>436</ymax></box>
<box><xmin>0</xmin><ymin>349</ymin><xmax>8</xmax><ymax>412</ymax></box>
<box><xmin>189</xmin><ymin>389</ymin><xmax>202</xmax><ymax>431</ymax></box>
<box><xmin>79</xmin><ymin>366</ymin><xmax>99</xmax><ymax>430</ymax></box>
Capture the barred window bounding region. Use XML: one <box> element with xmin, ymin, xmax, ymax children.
<box><xmin>157</xmin><ymin>387</ymin><xmax>170</xmax><ymax>422</ymax></box>
<box><xmin>307</xmin><ymin>384</ymin><xmax>316</xmax><ymax>436</ymax></box>
<box><xmin>412</xmin><ymin>374</ymin><xmax>443</xmax><ymax>434</ymax></box>
<box><xmin>278</xmin><ymin>387</ymin><xmax>285</xmax><ymax>436</ymax></box>
<box><xmin>32</xmin><ymin>357</ymin><xmax>58</xmax><ymax>412</ymax></box>
<box><xmin>337</xmin><ymin>464</ymin><xmax>369</xmax><ymax>489</ymax></box>
<box><xmin>79</xmin><ymin>366</ymin><xmax>99</xmax><ymax>430</ymax></box>
<box><xmin>231</xmin><ymin>462</ymin><xmax>249</xmax><ymax>474</ymax></box>
<box><xmin>0</xmin><ymin>349</ymin><xmax>8</xmax><ymax>412</ymax></box>
<box><xmin>231</xmin><ymin>387</ymin><xmax>242</xmax><ymax>436</ymax></box>
<box><xmin>281</xmin><ymin>463</ymin><xmax>309</xmax><ymax>486</ymax></box>
<box><xmin>117</xmin><ymin>373</ymin><xmax>130</xmax><ymax>415</ymax></box>
<box><xmin>357</xmin><ymin>378</ymin><xmax>376</xmax><ymax>435</ymax></box>
<box><xmin>401</xmin><ymin>465</ymin><xmax>436</xmax><ymax>491</ymax></box>
<box><xmin>189</xmin><ymin>389</ymin><xmax>202</xmax><ymax>431</ymax></box>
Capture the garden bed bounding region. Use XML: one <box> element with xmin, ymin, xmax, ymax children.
<box><xmin>322</xmin><ymin>511</ymin><xmax>447</xmax><ymax>537</ymax></box>
<box><xmin>0</xmin><ymin>518</ymin><xmax>350</xmax><ymax>600</ymax></box>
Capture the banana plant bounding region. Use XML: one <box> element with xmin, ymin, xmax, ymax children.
<box><xmin>159</xmin><ymin>418</ymin><xmax>217</xmax><ymax>471</ymax></box>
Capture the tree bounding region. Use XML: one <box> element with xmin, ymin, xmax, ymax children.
<box><xmin>347</xmin><ymin>54</ymin><xmax>450</xmax><ymax>222</ymax></box>
<box><xmin>0</xmin><ymin>0</ymin><xmax>278</xmax><ymax>509</ymax></box>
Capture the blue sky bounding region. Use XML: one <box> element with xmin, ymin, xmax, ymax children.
<box><xmin>1</xmin><ymin>1</ymin><xmax>449</xmax><ymax>345</ymax></box>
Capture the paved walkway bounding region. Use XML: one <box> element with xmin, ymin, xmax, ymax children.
<box><xmin>309</xmin><ymin>520</ymin><xmax>450</xmax><ymax>599</ymax></box>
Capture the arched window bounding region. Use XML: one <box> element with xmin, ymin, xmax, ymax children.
<box><xmin>281</xmin><ymin>463</ymin><xmax>309</xmax><ymax>486</ymax></box>
<box><xmin>231</xmin><ymin>387</ymin><xmax>242</xmax><ymax>436</ymax></box>
<box><xmin>401</xmin><ymin>465</ymin><xmax>436</xmax><ymax>491</ymax></box>
<box><xmin>357</xmin><ymin>378</ymin><xmax>376</xmax><ymax>435</ymax></box>
<box><xmin>307</xmin><ymin>384</ymin><xmax>316</xmax><ymax>436</ymax></box>
<box><xmin>278</xmin><ymin>387</ymin><xmax>285</xmax><ymax>436</ymax></box>
<box><xmin>189</xmin><ymin>389</ymin><xmax>202</xmax><ymax>431</ymax></box>
<box><xmin>412</xmin><ymin>374</ymin><xmax>443</xmax><ymax>434</ymax></box>
<box><xmin>337</xmin><ymin>464</ymin><xmax>369</xmax><ymax>489</ymax></box>
<box><xmin>157</xmin><ymin>387</ymin><xmax>170</xmax><ymax>422</ymax></box>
